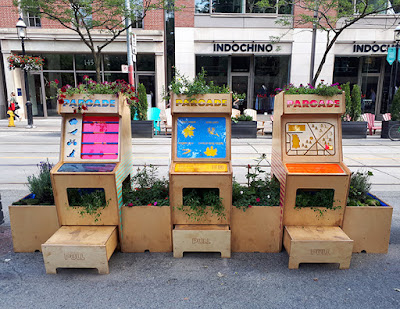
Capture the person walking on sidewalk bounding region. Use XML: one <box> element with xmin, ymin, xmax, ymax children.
<box><xmin>9</xmin><ymin>92</ymin><xmax>21</xmax><ymax>121</ymax></box>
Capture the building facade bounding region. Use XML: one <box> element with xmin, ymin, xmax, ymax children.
<box><xmin>0</xmin><ymin>1</ymin><xmax>399</xmax><ymax>119</ymax></box>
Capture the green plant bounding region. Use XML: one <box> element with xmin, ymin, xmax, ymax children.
<box><xmin>164</xmin><ymin>68</ymin><xmax>230</xmax><ymax>101</ymax></box>
<box><xmin>68</xmin><ymin>189</ymin><xmax>110</xmax><ymax>222</ymax></box>
<box><xmin>351</xmin><ymin>84</ymin><xmax>362</xmax><ymax>121</ymax></box>
<box><xmin>275</xmin><ymin>82</ymin><xmax>342</xmax><ymax>96</ymax></box>
<box><xmin>132</xmin><ymin>83</ymin><xmax>148</xmax><ymax>121</ymax></box>
<box><xmin>294</xmin><ymin>189</ymin><xmax>341</xmax><ymax>216</ymax></box>
<box><xmin>232</xmin><ymin>114</ymin><xmax>253</xmax><ymax>122</ymax></box>
<box><xmin>177</xmin><ymin>188</ymin><xmax>225</xmax><ymax>221</ymax></box>
<box><xmin>341</xmin><ymin>82</ymin><xmax>352</xmax><ymax>120</ymax></box>
<box><xmin>233</xmin><ymin>154</ymin><xmax>280</xmax><ymax>211</ymax></box>
<box><xmin>50</xmin><ymin>76</ymin><xmax>137</xmax><ymax>113</ymax></box>
<box><xmin>233</xmin><ymin>92</ymin><xmax>246</xmax><ymax>101</ymax></box>
<box><xmin>7</xmin><ymin>54</ymin><xmax>44</xmax><ymax>71</ymax></box>
<box><xmin>13</xmin><ymin>160</ymin><xmax>54</xmax><ymax>205</ymax></box>
<box><xmin>122</xmin><ymin>165</ymin><xmax>169</xmax><ymax>206</ymax></box>
<box><xmin>347</xmin><ymin>171</ymin><xmax>380</xmax><ymax>206</ymax></box>
<box><xmin>391</xmin><ymin>88</ymin><xmax>400</xmax><ymax>121</ymax></box>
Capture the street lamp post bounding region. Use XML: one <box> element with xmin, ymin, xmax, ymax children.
<box><xmin>16</xmin><ymin>17</ymin><xmax>34</xmax><ymax>129</ymax></box>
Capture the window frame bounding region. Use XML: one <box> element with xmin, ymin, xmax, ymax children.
<box><xmin>195</xmin><ymin>0</ymin><xmax>293</xmax><ymax>15</ymax></box>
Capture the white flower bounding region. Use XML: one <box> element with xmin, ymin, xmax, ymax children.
<box><xmin>240</xmin><ymin>191</ymin><xmax>243</xmax><ymax>195</ymax></box>
<box><xmin>267</xmin><ymin>195</ymin><xmax>270</xmax><ymax>199</ymax></box>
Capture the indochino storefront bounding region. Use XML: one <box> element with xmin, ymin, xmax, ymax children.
<box><xmin>194</xmin><ymin>41</ymin><xmax>291</xmax><ymax>113</ymax></box>
<box><xmin>334</xmin><ymin>42</ymin><xmax>398</xmax><ymax>117</ymax></box>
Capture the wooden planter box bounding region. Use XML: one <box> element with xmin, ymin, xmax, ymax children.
<box><xmin>173</xmin><ymin>205</ymin><xmax>230</xmax><ymax>225</ymax></box>
<box><xmin>131</xmin><ymin>120</ymin><xmax>154</xmax><ymax>138</ymax></box>
<box><xmin>231</xmin><ymin>121</ymin><xmax>257</xmax><ymax>138</ymax></box>
<box><xmin>121</xmin><ymin>206</ymin><xmax>172</xmax><ymax>252</ymax></box>
<box><xmin>342</xmin><ymin>121</ymin><xmax>367</xmax><ymax>139</ymax></box>
<box><xmin>381</xmin><ymin>120</ymin><xmax>400</xmax><ymax>138</ymax></box>
<box><xmin>342</xmin><ymin>195</ymin><xmax>393</xmax><ymax>253</ymax></box>
<box><xmin>231</xmin><ymin>206</ymin><xmax>281</xmax><ymax>253</ymax></box>
<box><xmin>9</xmin><ymin>203</ymin><xmax>59</xmax><ymax>252</ymax></box>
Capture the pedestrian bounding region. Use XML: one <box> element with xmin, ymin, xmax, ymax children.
<box><xmin>9</xmin><ymin>92</ymin><xmax>21</xmax><ymax>121</ymax></box>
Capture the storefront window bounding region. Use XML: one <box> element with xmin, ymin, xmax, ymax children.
<box><xmin>137</xmin><ymin>54</ymin><xmax>155</xmax><ymax>71</ymax></box>
<box><xmin>254</xmin><ymin>56</ymin><xmax>290</xmax><ymax>113</ymax></box>
<box><xmin>362</xmin><ymin>57</ymin><xmax>381</xmax><ymax>73</ymax></box>
<box><xmin>196</xmin><ymin>0</ymin><xmax>292</xmax><ymax>14</ymax></box>
<box><xmin>232</xmin><ymin>56</ymin><xmax>250</xmax><ymax>72</ymax></box>
<box><xmin>44</xmin><ymin>72</ymin><xmax>75</xmax><ymax>116</ymax></box>
<box><xmin>43</xmin><ymin>54</ymin><xmax>74</xmax><ymax>71</ymax></box>
<box><xmin>75</xmin><ymin>54</ymin><xmax>96</xmax><ymax>70</ymax></box>
<box><xmin>104</xmin><ymin>73</ymin><xmax>128</xmax><ymax>83</ymax></box>
<box><xmin>196</xmin><ymin>55</ymin><xmax>228</xmax><ymax>87</ymax></box>
<box><xmin>333</xmin><ymin>57</ymin><xmax>360</xmax><ymax>85</ymax></box>
<box><xmin>103</xmin><ymin>54</ymin><xmax>127</xmax><ymax>71</ymax></box>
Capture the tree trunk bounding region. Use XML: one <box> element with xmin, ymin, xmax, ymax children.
<box><xmin>94</xmin><ymin>52</ymin><xmax>102</xmax><ymax>83</ymax></box>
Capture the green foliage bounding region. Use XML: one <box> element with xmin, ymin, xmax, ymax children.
<box><xmin>16</xmin><ymin>0</ymin><xmax>175</xmax><ymax>81</ymax></box>
<box><xmin>232</xmin><ymin>114</ymin><xmax>253</xmax><ymax>122</ymax></box>
<box><xmin>133</xmin><ymin>83</ymin><xmax>148</xmax><ymax>121</ymax></box>
<box><xmin>341</xmin><ymin>82</ymin><xmax>352</xmax><ymax>120</ymax></box>
<box><xmin>347</xmin><ymin>171</ymin><xmax>380</xmax><ymax>206</ymax></box>
<box><xmin>122</xmin><ymin>165</ymin><xmax>169</xmax><ymax>206</ymax></box>
<box><xmin>68</xmin><ymin>189</ymin><xmax>109</xmax><ymax>222</ymax></box>
<box><xmin>233</xmin><ymin>155</ymin><xmax>280</xmax><ymax>210</ymax></box>
<box><xmin>391</xmin><ymin>88</ymin><xmax>400</xmax><ymax>121</ymax></box>
<box><xmin>351</xmin><ymin>84</ymin><xmax>362</xmax><ymax>121</ymax></box>
<box><xmin>165</xmin><ymin>68</ymin><xmax>230</xmax><ymax>100</ymax></box>
<box><xmin>50</xmin><ymin>76</ymin><xmax>137</xmax><ymax>113</ymax></box>
<box><xmin>177</xmin><ymin>188</ymin><xmax>225</xmax><ymax>221</ymax></box>
<box><xmin>295</xmin><ymin>189</ymin><xmax>335</xmax><ymax>208</ymax></box>
<box><xmin>232</xmin><ymin>92</ymin><xmax>246</xmax><ymax>101</ymax></box>
<box><xmin>13</xmin><ymin>160</ymin><xmax>54</xmax><ymax>205</ymax></box>
<box><xmin>276</xmin><ymin>82</ymin><xmax>342</xmax><ymax>96</ymax></box>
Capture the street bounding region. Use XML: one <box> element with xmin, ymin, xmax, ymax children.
<box><xmin>0</xmin><ymin>119</ymin><xmax>399</xmax><ymax>309</ymax></box>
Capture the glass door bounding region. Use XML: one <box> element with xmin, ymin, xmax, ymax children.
<box><xmin>27</xmin><ymin>73</ymin><xmax>46</xmax><ymax>117</ymax></box>
<box><xmin>361</xmin><ymin>75</ymin><xmax>380</xmax><ymax>114</ymax></box>
<box><xmin>231</xmin><ymin>75</ymin><xmax>249</xmax><ymax>112</ymax></box>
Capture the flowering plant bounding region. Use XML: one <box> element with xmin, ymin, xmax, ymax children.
<box><xmin>50</xmin><ymin>75</ymin><xmax>138</xmax><ymax>113</ymax></box>
<box><xmin>122</xmin><ymin>165</ymin><xmax>169</xmax><ymax>207</ymax></box>
<box><xmin>7</xmin><ymin>54</ymin><xmax>44</xmax><ymax>71</ymax></box>
<box><xmin>233</xmin><ymin>154</ymin><xmax>280</xmax><ymax>210</ymax></box>
<box><xmin>275</xmin><ymin>81</ymin><xmax>342</xmax><ymax>96</ymax></box>
<box><xmin>164</xmin><ymin>68</ymin><xmax>230</xmax><ymax>101</ymax></box>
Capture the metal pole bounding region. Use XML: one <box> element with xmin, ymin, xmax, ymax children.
<box><xmin>125</xmin><ymin>0</ymin><xmax>134</xmax><ymax>86</ymax></box>
<box><xmin>21</xmin><ymin>37</ymin><xmax>34</xmax><ymax>128</ymax></box>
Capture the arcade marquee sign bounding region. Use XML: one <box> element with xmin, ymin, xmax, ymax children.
<box><xmin>283</xmin><ymin>94</ymin><xmax>345</xmax><ymax>114</ymax></box>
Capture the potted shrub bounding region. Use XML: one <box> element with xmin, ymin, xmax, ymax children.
<box><xmin>8</xmin><ymin>161</ymin><xmax>59</xmax><ymax>252</ymax></box>
<box><xmin>131</xmin><ymin>83</ymin><xmax>154</xmax><ymax>138</ymax></box>
<box><xmin>121</xmin><ymin>165</ymin><xmax>171</xmax><ymax>252</ymax></box>
<box><xmin>342</xmin><ymin>171</ymin><xmax>393</xmax><ymax>253</ymax></box>
<box><xmin>231</xmin><ymin>155</ymin><xmax>281</xmax><ymax>253</ymax></box>
<box><xmin>231</xmin><ymin>114</ymin><xmax>257</xmax><ymax>138</ymax></box>
<box><xmin>381</xmin><ymin>88</ymin><xmax>400</xmax><ymax>138</ymax></box>
<box><xmin>341</xmin><ymin>83</ymin><xmax>367</xmax><ymax>138</ymax></box>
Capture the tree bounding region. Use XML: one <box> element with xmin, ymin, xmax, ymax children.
<box><xmin>16</xmin><ymin>0</ymin><xmax>171</xmax><ymax>82</ymax></box>
<box><xmin>257</xmin><ymin>0</ymin><xmax>400</xmax><ymax>85</ymax></box>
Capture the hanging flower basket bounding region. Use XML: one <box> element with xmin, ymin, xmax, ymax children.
<box><xmin>7</xmin><ymin>54</ymin><xmax>44</xmax><ymax>71</ymax></box>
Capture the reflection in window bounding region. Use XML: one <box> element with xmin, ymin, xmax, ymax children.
<box><xmin>137</xmin><ymin>54</ymin><xmax>155</xmax><ymax>71</ymax></box>
<box><xmin>196</xmin><ymin>0</ymin><xmax>292</xmax><ymax>14</ymax></box>
<box><xmin>103</xmin><ymin>54</ymin><xmax>127</xmax><ymax>71</ymax></box>
<box><xmin>75</xmin><ymin>54</ymin><xmax>96</xmax><ymax>70</ymax></box>
<box><xmin>43</xmin><ymin>54</ymin><xmax>74</xmax><ymax>71</ymax></box>
<box><xmin>196</xmin><ymin>56</ymin><xmax>228</xmax><ymax>87</ymax></box>
<box><xmin>23</xmin><ymin>10</ymin><xmax>41</xmax><ymax>27</ymax></box>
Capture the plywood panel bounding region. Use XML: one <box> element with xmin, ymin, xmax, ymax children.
<box><xmin>173</xmin><ymin>225</ymin><xmax>231</xmax><ymax>258</ymax></box>
<box><xmin>42</xmin><ymin>226</ymin><xmax>117</xmax><ymax>274</ymax></box>
<box><xmin>283</xmin><ymin>226</ymin><xmax>353</xmax><ymax>269</ymax></box>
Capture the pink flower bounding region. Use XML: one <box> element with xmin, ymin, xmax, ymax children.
<box><xmin>127</xmin><ymin>203</ymin><xmax>133</xmax><ymax>207</ymax></box>
<box><xmin>256</xmin><ymin>198</ymin><xmax>260</xmax><ymax>202</ymax></box>
<box><xmin>54</xmin><ymin>79</ymin><xmax>59</xmax><ymax>84</ymax></box>
<box><xmin>248</xmin><ymin>205</ymin><xmax>252</xmax><ymax>208</ymax></box>
<box><xmin>154</xmin><ymin>201</ymin><xmax>157</xmax><ymax>206</ymax></box>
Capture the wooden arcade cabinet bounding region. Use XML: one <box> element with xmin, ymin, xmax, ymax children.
<box><xmin>169</xmin><ymin>93</ymin><xmax>233</xmax><ymax>258</ymax></box>
<box><xmin>42</xmin><ymin>94</ymin><xmax>133</xmax><ymax>274</ymax></box>
<box><xmin>271</xmin><ymin>92</ymin><xmax>354</xmax><ymax>269</ymax></box>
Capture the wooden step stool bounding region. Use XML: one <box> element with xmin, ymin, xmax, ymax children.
<box><xmin>42</xmin><ymin>226</ymin><xmax>118</xmax><ymax>274</ymax></box>
<box><xmin>283</xmin><ymin>226</ymin><xmax>353</xmax><ymax>269</ymax></box>
<box><xmin>173</xmin><ymin>224</ymin><xmax>231</xmax><ymax>258</ymax></box>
